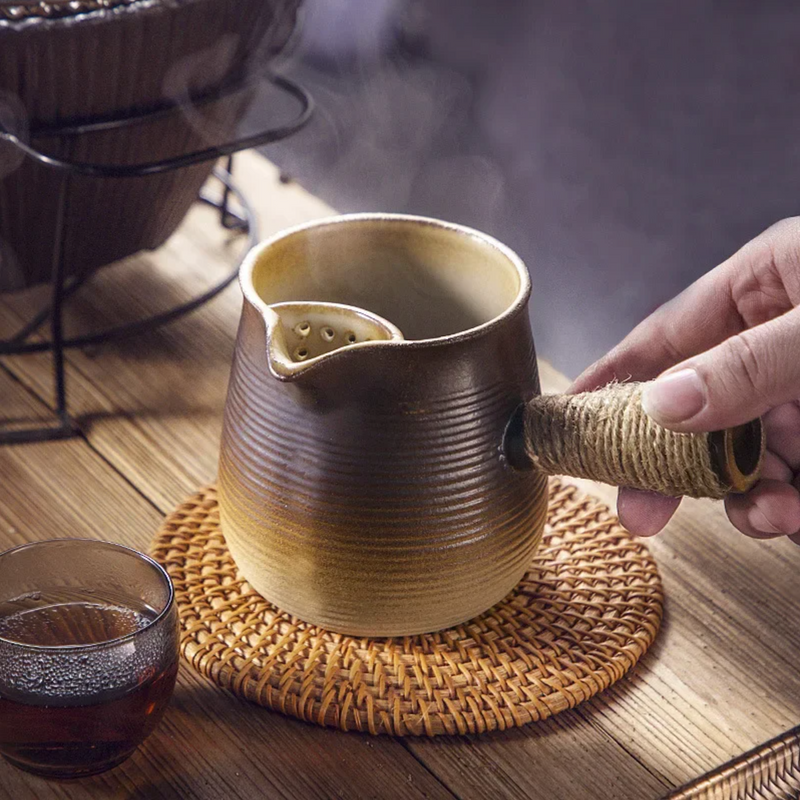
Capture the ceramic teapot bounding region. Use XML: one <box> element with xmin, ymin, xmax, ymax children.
<box><xmin>218</xmin><ymin>214</ymin><xmax>762</xmax><ymax>636</ymax></box>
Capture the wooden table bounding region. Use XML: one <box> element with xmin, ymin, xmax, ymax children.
<box><xmin>0</xmin><ymin>152</ymin><xmax>797</xmax><ymax>800</ymax></box>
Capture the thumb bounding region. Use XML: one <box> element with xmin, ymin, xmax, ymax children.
<box><xmin>641</xmin><ymin>307</ymin><xmax>800</xmax><ymax>432</ymax></box>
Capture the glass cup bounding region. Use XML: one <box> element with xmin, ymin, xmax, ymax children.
<box><xmin>0</xmin><ymin>539</ymin><xmax>179</xmax><ymax>779</ymax></box>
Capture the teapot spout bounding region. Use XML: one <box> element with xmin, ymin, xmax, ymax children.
<box><xmin>262</xmin><ymin>301</ymin><xmax>404</xmax><ymax>380</ymax></box>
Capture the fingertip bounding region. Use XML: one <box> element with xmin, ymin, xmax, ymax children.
<box><xmin>725</xmin><ymin>481</ymin><xmax>800</xmax><ymax>538</ymax></box>
<box><xmin>617</xmin><ymin>488</ymin><xmax>681</xmax><ymax>536</ymax></box>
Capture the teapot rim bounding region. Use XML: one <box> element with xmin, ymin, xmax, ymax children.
<box><xmin>239</xmin><ymin>213</ymin><xmax>532</xmax><ymax>353</ymax></box>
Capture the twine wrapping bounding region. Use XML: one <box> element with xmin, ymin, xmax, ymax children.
<box><xmin>523</xmin><ymin>382</ymin><xmax>728</xmax><ymax>499</ymax></box>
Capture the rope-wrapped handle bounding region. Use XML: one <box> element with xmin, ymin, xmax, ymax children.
<box><xmin>512</xmin><ymin>382</ymin><xmax>764</xmax><ymax>499</ymax></box>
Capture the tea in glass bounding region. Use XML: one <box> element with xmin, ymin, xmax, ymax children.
<box><xmin>0</xmin><ymin>539</ymin><xmax>179</xmax><ymax>779</ymax></box>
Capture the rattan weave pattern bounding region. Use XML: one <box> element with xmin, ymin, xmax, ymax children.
<box><xmin>666</xmin><ymin>726</ymin><xmax>800</xmax><ymax>800</ymax></box>
<box><xmin>150</xmin><ymin>478</ymin><xmax>663</xmax><ymax>736</ymax></box>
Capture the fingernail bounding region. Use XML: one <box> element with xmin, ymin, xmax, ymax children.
<box><xmin>641</xmin><ymin>369</ymin><xmax>705</xmax><ymax>424</ymax></box>
<box><xmin>746</xmin><ymin>505</ymin><xmax>785</xmax><ymax>536</ymax></box>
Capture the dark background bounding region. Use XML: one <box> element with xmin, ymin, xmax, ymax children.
<box><xmin>259</xmin><ymin>0</ymin><xmax>800</xmax><ymax>377</ymax></box>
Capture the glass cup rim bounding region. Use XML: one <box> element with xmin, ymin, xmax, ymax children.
<box><xmin>0</xmin><ymin>538</ymin><xmax>175</xmax><ymax>653</ymax></box>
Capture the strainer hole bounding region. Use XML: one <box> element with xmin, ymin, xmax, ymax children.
<box><xmin>295</xmin><ymin>347</ymin><xmax>309</xmax><ymax>361</ymax></box>
<box><xmin>321</xmin><ymin>327</ymin><xmax>336</xmax><ymax>342</ymax></box>
<box><xmin>295</xmin><ymin>322</ymin><xmax>311</xmax><ymax>337</ymax></box>
<box><xmin>345</xmin><ymin>331</ymin><xmax>357</xmax><ymax>344</ymax></box>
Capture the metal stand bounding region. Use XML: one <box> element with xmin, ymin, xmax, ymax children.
<box><xmin>0</xmin><ymin>72</ymin><xmax>313</xmax><ymax>444</ymax></box>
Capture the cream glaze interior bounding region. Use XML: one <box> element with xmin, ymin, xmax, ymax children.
<box><xmin>244</xmin><ymin>215</ymin><xmax>527</xmax><ymax>341</ymax></box>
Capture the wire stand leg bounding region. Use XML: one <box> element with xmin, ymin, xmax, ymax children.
<box><xmin>50</xmin><ymin>177</ymin><xmax>72</xmax><ymax>429</ymax></box>
<box><xmin>218</xmin><ymin>155</ymin><xmax>246</xmax><ymax>231</ymax></box>
<box><xmin>0</xmin><ymin>70</ymin><xmax>313</xmax><ymax>446</ymax></box>
<box><xmin>220</xmin><ymin>154</ymin><xmax>234</xmax><ymax>226</ymax></box>
<box><xmin>0</xmin><ymin>175</ymin><xmax>78</xmax><ymax>444</ymax></box>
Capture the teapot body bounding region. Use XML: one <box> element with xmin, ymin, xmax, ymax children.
<box><xmin>219</xmin><ymin>214</ymin><xmax>547</xmax><ymax>636</ymax></box>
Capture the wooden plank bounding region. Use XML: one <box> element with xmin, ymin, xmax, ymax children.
<box><xmin>525</xmin><ymin>360</ymin><xmax>800</xmax><ymax>787</ymax></box>
<box><xmin>581</xmin><ymin>503</ymin><xmax>800</xmax><ymax>786</ymax></box>
<box><xmin>3</xmin><ymin>151</ymin><xmax>799</xmax><ymax>797</ymax></box>
<box><xmin>0</xmin><ymin>155</ymin><xmax>333</xmax><ymax>512</ymax></box>
<box><xmin>0</xmin><ymin>368</ymin><xmax>454</xmax><ymax>799</ymax></box>
<box><xmin>404</xmin><ymin>713</ymin><xmax>669</xmax><ymax>800</ymax></box>
<box><xmin>530</xmin><ymin>362</ymin><xmax>800</xmax><ymax>787</ymax></box>
<box><xmin>0</xmin><ymin>156</ymin><xmax>667</xmax><ymax>798</ymax></box>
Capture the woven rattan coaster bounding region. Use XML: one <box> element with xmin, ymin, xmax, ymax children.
<box><xmin>150</xmin><ymin>478</ymin><xmax>663</xmax><ymax>736</ymax></box>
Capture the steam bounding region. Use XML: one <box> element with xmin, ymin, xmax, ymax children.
<box><xmin>161</xmin><ymin>34</ymin><xmax>241</xmax><ymax>148</ymax></box>
<box><xmin>312</xmin><ymin>63</ymin><xmax>478</xmax><ymax>212</ymax></box>
<box><xmin>154</xmin><ymin>0</ymin><xmax>509</xmax><ymax>235</ymax></box>
<box><xmin>160</xmin><ymin>1</ymin><xmax>305</xmax><ymax>152</ymax></box>
<box><xmin>261</xmin><ymin>1</ymin><xmax>509</xmax><ymax>229</ymax></box>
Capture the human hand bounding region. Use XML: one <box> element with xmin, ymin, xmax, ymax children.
<box><xmin>571</xmin><ymin>218</ymin><xmax>800</xmax><ymax>543</ymax></box>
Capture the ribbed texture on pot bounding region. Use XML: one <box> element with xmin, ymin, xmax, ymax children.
<box><xmin>218</xmin><ymin>304</ymin><xmax>548</xmax><ymax>637</ymax></box>
<box><xmin>0</xmin><ymin>0</ymin><xmax>301</xmax><ymax>291</ymax></box>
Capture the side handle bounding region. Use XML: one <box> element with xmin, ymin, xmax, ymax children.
<box><xmin>506</xmin><ymin>382</ymin><xmax>764</xmax><ymax>499</ymax></box>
